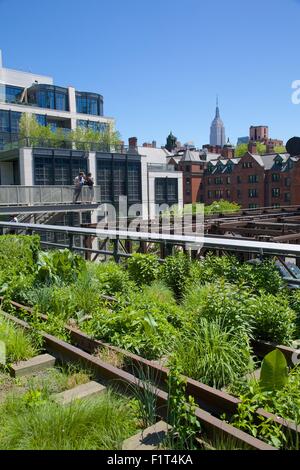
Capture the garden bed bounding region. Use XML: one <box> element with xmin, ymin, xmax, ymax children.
<box><xmin>1</xmin><ymin>234</ymin><xmax>300</xmax><ymax>448</ymax></box>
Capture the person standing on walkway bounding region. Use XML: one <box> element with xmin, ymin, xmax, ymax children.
<box><xmin>73</xmin><ymin>171</ymin><xmax>85</xmax><ymax>203</ymax></box>
<box><xmin>85</xmin><ymin>173</ymin><xmax>95</xmax><ymax>203</ymax></box>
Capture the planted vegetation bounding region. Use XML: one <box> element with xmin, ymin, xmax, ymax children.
<box><xmin>1</xmin><ymin>235</ymin><xmax>300</xmax><ymax>448</ymax></box>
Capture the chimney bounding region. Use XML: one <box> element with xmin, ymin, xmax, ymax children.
<box><xmin>128</xmin><ymin>137</ymin><xmax>137</xmax><ymax>149</ymax></box>
<box><xmin>266</xmin><ymin>142</ymin><xmax>275</xmax><ymax>154</ymax></box>
<box><xmin>248</xmin><ymin>142</ymin><xmax>257</xmax><ymax>154</ymax></box>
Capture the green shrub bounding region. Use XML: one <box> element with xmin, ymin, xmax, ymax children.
<box><xmin>127</xmin><ymin>253</ymin><xmax>160</xmax><ymax>286</ymax></box>
<box><xmin>236</xmin><ymin>259</ymin><xmax>284</xmax><ymax>295</ymax></box>
<box><xmin>0</xmin><ymin>391</ymin><xmax>138</xmax><ymax>450</ymax></box>
<box><xmin>162</xmin><ymin>252</ymin><xmax>191</xmax><ymax>300</ymax></box>
<box><xmin>190</xmin><ymin>254</ymin><xmax>240</xmax><ymax>285</ymax></box>
<box><xmin>171</xmin><ymin>318</ymin><xmax>253</xmax><ymax>389</ymax></box>
<box><xmin>87</xmin><ymin>261</ymin><xmax>134</xmax><ymax>296</ymax></box>
<box><xmin>83</xmin><ymin>289</ymin><xmax>181</xmax><ymax>359</ymax></box>
<box><xmin>0</xmin><ymin>235</ymin><xmax>40</xmax><ymax>284</ymax></box>
<box><xmin>289</xmin><ymin>290</ymin><xmax>300</xmax><ymax>337</ymax></box>
<box><xmin>251</xmin><ymin>293</ymin><xmax>296</xmax><ymax>345</ymax></box>
<box><xmin>183</xmin><ymin>281</ymin><xmax>254</xmax><ymax>340</ymax></box>
<box><xmin>36</xmin><ymin>250</ymin><xmax>86</xmax><ymax>285</ymax></box>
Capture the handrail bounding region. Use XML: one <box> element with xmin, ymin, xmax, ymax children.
<box><xmin>2</xmin><ymin>221</ymin><xmax>300</xmax><ymax>258</ymax></box>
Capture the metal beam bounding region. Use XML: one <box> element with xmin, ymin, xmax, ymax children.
<box><xmin>3</xmin><ymin>221</ymin><xmax>300</xmax><ymax>257</ymax></box>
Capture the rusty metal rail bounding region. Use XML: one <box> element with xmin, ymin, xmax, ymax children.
<box><xmin>0</xmin><ymin>308</ymin><xmax>275</xmax><ymax>451</ymax></box>
<box><xmin>4</xmin><ymin>298</ymin><xmax>299</xmax><ymax>445</ymax></box>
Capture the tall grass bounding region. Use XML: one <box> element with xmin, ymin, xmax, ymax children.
<box><xmin>171</xmin><ymin>318</ymin><xmax>253</xmax><ymax>389</ymax></box>
<box><xmin>0</xmin><ymin>390</ymin><xmax>138</xmax><ymax>450</ymax></box>
<box><xmin>0</xmin><ymin>313</ymin><xmax>37</xmax><ymax>363</ymax></box>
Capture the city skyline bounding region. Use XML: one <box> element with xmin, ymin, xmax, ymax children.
<box><xmin>1</xmin><ymin>0</ymin><xmax>300</xmax><ymax>147</ymax></box>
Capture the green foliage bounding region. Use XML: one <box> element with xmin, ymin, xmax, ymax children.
<box><xmin>191</xmin><ymin>254</ymin><xmax>240</xmax><ymax>285</ymax></box>
<box><xmin>0</xmin><ymin>391</ymin><xmax>138</xmax><ymax>450</ymax></box>
<box><xmin>87</xmin><ymin>261</ymin><xmax>134</xmax><ymax>296</ymax></box>
<box><xmin>235</xmin><ymin>143</ymin><xmax>248</xmax><ymax>157</ymax></box>
<box><xmin>231</xmin><ymin>390</ymin><xmax>286</xmax><ymax>448</ymax></box>
<box><xmin>82</xmin><ymin>288</ymin><xmax>182</xmax><ymax>359</ymax></box>
<box><xmin>259</xmin><ymin>350</ymin><xmax>288</xmax><ymax>392</ymax></box>
<box><xmin>19</xmin><ymin>113</ymin><xmax>121</xmax><ymax>151</ymax></box>
<box><xmin>251</xmin><ymin>293</ymin><xmax>296</xmax><ymax>345</ymax></box>
<box><xmin>127</xmin><ymin>253</ymin><xmax>160</xmax><ymax>286</ymax></box>
<box><xmin>236</xmin><ymin>259</ymin><xmax>284</xmax><ymax>295</ymax></box>
<box><xmin>162</xmin><ymin>252</ymin><xmax>191</xmax><ymax>300</ymax></box>
<box><xmin>0</xmin><ymin>314</ymin><xmax>38</xmax><ymax>364</ymax></box>
<box><xmin>204</xmin><ymin>199</ymin><xmax>241</xmax><ymax>215</ymax></box>
<box><xmin>0</xmin><ymin>235</ymin><xmax>40</xmax><ymax>284</ymax></box>
<box><xmin>171</xmin><ymin>318</ymin><xmax>253</xmax><ymax>389</ymax></box>
<box><xmin>183</xmin><ymin>281</ymin><xmax>254</xmax><ymax>340</ymax></box>
<box><xmin>36</xmin><ymin>250</ymin><xmax>86</xmax><ymax>285</ymax></box>
<box><xmin>191</xmin><ymin>255</ymin><xmax>284</xmax><ymax>295</ymax></box>
<box><xmin>167</xmin><ymin>365</ymin><xmax>200</xmax><ymax>450</ymax></box>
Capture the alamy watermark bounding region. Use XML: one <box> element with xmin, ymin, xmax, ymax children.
<box><xmin>93</xmin><ymin>197</ymin><xmax>205</xmax><ymax>252</ymax></box>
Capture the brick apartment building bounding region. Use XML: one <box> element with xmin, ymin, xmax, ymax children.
<box><xmin>201</xmin><ymin>143</ymin><xmax>300</xmax><ymax>208</ymax></box>
<box><xmin>168</xmin><ymin>142</ymin><xmax>300</xmax><ymax>208</ymax></box>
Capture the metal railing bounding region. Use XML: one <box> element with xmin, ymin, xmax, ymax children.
<box><xmin>0</xmin><ymin>137</ymin><xmax>132</xmax><ymax>154</ymax></box>
<box><xmin>0</xmin><ymin>185</ymin><xmax>101</xmax><ymax>206</ymax></box>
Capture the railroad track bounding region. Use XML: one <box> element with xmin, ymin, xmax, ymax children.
<box><xmin>3</xmin><ymin>298</ymin><xmax>300</xmax><ymax>450</ymax></box>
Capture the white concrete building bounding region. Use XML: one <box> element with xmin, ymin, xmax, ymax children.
<box><xmin>0</xmin><ymin>53</ymin><xmax>183</xmax><ymax>220</ymax></box>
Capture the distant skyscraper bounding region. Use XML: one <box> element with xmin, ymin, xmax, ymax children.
<box><xmin>210</xmin><ymin>97</ymin><xmax>226</xmax><ymax>147</ymax></box>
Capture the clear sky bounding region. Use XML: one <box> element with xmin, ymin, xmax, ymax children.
<box><xmin>1</xmin><ymin>0</ymin><xmax>300</xmax><ymax>147</ymax></box>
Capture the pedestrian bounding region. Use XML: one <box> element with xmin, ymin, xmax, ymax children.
<box><xmin>73</xmin><ymin>171</ymin><xmax>85</xmax><ymax>203</ymax></box>
<box><xmin>9</xmin><ymin>214</ymin><xmax>18</xmax><ymax>234</ymax></box>
<box><xmin>85</xmin><ymin>172</ymin><xmax>94</xmax><ymax>203</ymax></box>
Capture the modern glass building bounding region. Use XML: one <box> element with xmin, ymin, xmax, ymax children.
<box><xmin>0</xmin><ymin>53</ymin><xmax>183</xmax><ymax>219</ymax></box>
<box><xmin>0</xmin><ymin>53</ymin><xmax>112</xmax><ymax>150</ymax></box>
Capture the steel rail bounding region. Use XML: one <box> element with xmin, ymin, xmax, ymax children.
<box><xmin>0</xmin><ymin>309</ymin><xmax>274</xmax><ymax>450</ymax></box>
<box><xmin>4</xmin><ymin>298</ymin><xmax>299</xmax><ymax>444</ymax></box>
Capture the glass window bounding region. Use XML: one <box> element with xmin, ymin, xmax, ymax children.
<box><xmin>36</xmin><ymin>114</ymin><xmax>47</xmax><ymax>126</ymax></box>
<box><xmin>97</xmin><ymin>160</ymin><xmax>112</xmax><ymax>202</ymax></box>
<box><xmin>272</xmin><ymin>173</ymin><xmax>280</xmax><ymax>182</ymax></box>
<box><xmin>128</xmin><ymin>162</ymin><xmax>141</xmax><ymax>203</ymax></box>
<box><xmin>54</xmin><ymin>158</ymin><xmax>70</xmax><ymax>185</ymax></box>
<box><xmin>55</xmin><ymin>92</ymin><xmax>67</xmax><ymax>111</ymax></box>
<box><xmin>34</xmin><ymin>157</ymin><xmax>53</xmax><ymax>185</ymax></box>
<box><xmin>272</xmin><ymin>188</ymin><xmax>280</xmax><ymax>197</ymax></box>
<box><xmin>155</xmin><ymin>178</ymin><xmax>165</xmax><ymax>203</ymax></box>
<box><xmin>248</xmin><ymin>175</ymin><xmax>258</xmax><ymax>183</ymax></box>
<box><xmin>113</xmin><ymin>161</ymin><xmax>126</xmax><ymax>198</ymax></box>
<box><xmin>0</xmin><ymin>110</ymin><xmax>10</xmax><ymax>132</ymax></box>
<box><xmin>3</xmin><ymin>85</ymin><xmax>24</xmax><ymax>103</ymax></box>
<box><xmin>167</xmin><ymin>179</ymin><xmax>178</xmax><ymax>203</ymax></box>
<box><xmin>248</xmin><ymin>189</ymin><xmax>258</xmax><ymax>198</ymax></box>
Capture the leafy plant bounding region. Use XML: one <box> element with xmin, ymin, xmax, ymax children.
<box><xmin>36</xmin><ymin>250</ymin><xmax>86</xmax><ymax>285</ymax></box>
<box><xmin>162</xmin><ymin>251</ymin><xmax>191</xmax><ymax>300</ymax></box>
<box><xmin>251</xmin><ymin>293</ymin><xmax>296</xmax><ymax>345</ymax></box>
<box><xmin>184</xmin><ymin>281</ymin><xmax>254</xmax><ymax>340</ymax></box>
<box><xmin>127</xmin><ymin>254</ymin><xmax>160</xmax><ymax>286</ymax></box>
<box><xmin>259</xmin><ymin>349</ymin><xmax>288</xmax><ymax>392</ymax></box>
<box><xmin>166</xmin><ymin>365</ymin><xmax>201</xmax><ymax>450</ymax></box>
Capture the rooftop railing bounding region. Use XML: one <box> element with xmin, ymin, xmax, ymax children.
<box><xmin>0</xmin><ymin>185</ymin><xmax>101</xmax><ymax>206</ymax></box>
<box><xmin>0</xmin><ymin>138</ymin><xmax>132</xmax><ymax>154</ymax></box>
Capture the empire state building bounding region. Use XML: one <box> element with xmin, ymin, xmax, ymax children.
<box><xmin>210</xmin><ymin>98</ymin><xmax>226</xmax><ymax>146</ymax></box>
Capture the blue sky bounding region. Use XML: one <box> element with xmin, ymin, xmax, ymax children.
<box><xmin>1</xmin><ymin>0</ymin><xmax>300</xmax><ymax>147</ymax></box>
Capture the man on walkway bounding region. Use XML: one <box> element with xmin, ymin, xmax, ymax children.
<box><xmin>73</xmin><ymin>171</ymin><xmax>85</xmax><ymax>203</ymax></box>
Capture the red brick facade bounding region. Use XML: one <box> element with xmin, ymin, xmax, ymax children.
<box><xmin>200</xmin><ymin>152</ymin><xmax>300</xmax><ymax>209</ymax></box>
